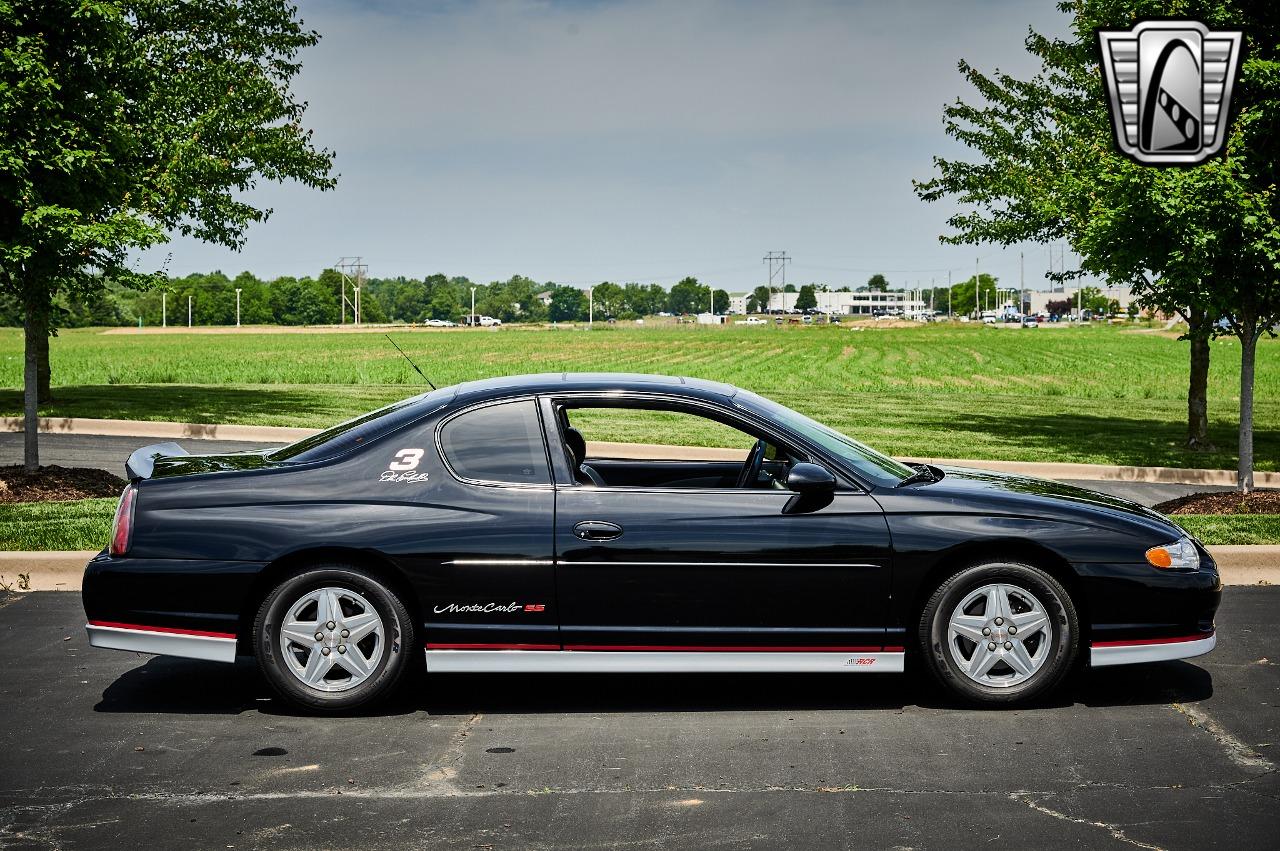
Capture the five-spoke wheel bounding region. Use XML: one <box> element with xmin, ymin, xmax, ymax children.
<box><xmin>278</xmin><ymin>587</ymin><xmax>386</xmax><ymax>692</ymax></box>
<box><xmin>920</xmin><ymin>562</ymin><xmax>1078</xmax><ymax>705</ymax></box>
<box><xmin>254</xmin><ymin>565</ymin><xmax>415</xmax><ymax>712</ymax></box>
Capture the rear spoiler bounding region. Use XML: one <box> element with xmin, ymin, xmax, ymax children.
<box><xmin>125</xmin><ymin>441</ymin><xmax>189</xmax><ymax>481</ymax></box>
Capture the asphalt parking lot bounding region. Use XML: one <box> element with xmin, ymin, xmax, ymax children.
<box><xmin>1</xmin><ymin>590</ymin><xmax>1276</xmax><ymax>850</ymax></box>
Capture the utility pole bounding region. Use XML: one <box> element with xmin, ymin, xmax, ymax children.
<box><xmin>974</xmin><ymin>258</ymin><xmax>980</xmax><ymax>317</ymax></box>
<box><xmin>162</xmin><ymin>291</ymin><xmax>167</xmax><ymax>328</ymax></box>
<box><xmin>235</xmin><ymin>288</ymin><xmax>242</xmax><ymax>327</ymax></box>
<box><xmin>187</xmin><ymin>295</ymin><xmax>192</xmax><ymax>328</ymax></box>
<box><xmin>334</xmin><ymin>257</ymin><xmax>367</xmax><ymax>325</ymax></box>
<box><xmin>589</xmin><ymin>287</ymin><xmax>594</xmax><ymax>327</ymax></box>
<box><xmin>763</xmin><ymin>251</ymin><xmax>791</xmax><ymax>304</ymax></box>
<box><xmin>470</xmin><ymin>287</ymin><xmax>477</xmax><ymax>326</ymax></box>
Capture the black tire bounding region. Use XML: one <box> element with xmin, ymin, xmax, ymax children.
<box><xmin>253</xmin><ymin>564</ymin><xmax>415</xmax><ymax>713</ymax></box>
<box><xmin>918</xmin><ymin>561</ymin><xmax>1078</xmax><ymax>706</ymax></box>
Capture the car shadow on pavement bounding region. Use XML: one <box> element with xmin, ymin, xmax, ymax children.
<box><xmin>93</xmin><ymin>655</ymin><xmax>1213</xmax><ymax>717</ymax></box>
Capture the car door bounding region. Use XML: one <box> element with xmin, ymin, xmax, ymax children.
<box><xmin>545</xmin><ymin>396</ymin><xmax>895</xmax><ymax>653</ymax></box>
<box><xmin>401</xmin><ymin>397</ymin><xmax>560</xmax><ymax>651</ymax></box>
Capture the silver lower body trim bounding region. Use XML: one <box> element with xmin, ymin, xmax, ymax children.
<box><xmin>425</xmin><ymin>649</ymin><xmax>905</xmax><ymax>673</ymax></box>
<box><xmin>86</xmin><ymin>623</ymin><xmax>238</xmax><ymax>663</ymax></box>
<box><xmin>1090</xmin><ymin>633</ymin><xmax>1216</xmax><ymax>668</ymax></box>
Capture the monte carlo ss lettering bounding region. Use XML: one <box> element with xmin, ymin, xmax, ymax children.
<box><xmin>84</xmin><ymin>373</ymin><xmax>1220</xmax><ymax>712</ymax></box>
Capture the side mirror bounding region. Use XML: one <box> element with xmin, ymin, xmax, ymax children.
<box><xmin>786</xmin><ymin>462</ymin><xmax>836</xmax><ymax>494</ymax></box>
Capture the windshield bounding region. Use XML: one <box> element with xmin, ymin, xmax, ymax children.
<box><xmin>269</xmin><ymin>386</ymin><xmax>455</xmax><ymax>464</ymax></box>
<box><xmin>734</xmin><ymin>390</ymin><xmax>915</xmax><ymax>487</ymax></box>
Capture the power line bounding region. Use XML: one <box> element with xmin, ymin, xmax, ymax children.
<box><xmin>763</xmin><ymin>251</ymin><xmax>791</xmax><ymax>292</ymax></box>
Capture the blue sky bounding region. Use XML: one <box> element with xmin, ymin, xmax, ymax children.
<box><xmin>138</xmin><ymin>0</ymin><xmax>1077</xmax><ymax>292</ymax></box>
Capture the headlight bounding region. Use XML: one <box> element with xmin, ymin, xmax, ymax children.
<box><xmin>1145</xmin><ymin>536</ymin><xmax>1200</xmax><ymax>570</ymax></box>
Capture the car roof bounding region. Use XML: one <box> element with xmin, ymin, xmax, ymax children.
<box><xmin>452</xmin><ymin>372</ymin><xmax>738</xmax><ymax>403</ymax></box>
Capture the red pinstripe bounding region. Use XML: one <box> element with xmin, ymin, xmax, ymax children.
<box><xmin>88</xmin><ymin>620</ymin><xmax>236</xmax><ymax>640</ymax></box>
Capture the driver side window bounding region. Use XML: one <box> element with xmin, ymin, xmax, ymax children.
<box><xmin>558</xmin><ymin>404</ymin><xmax>792</xmax><ymax>490</ymax></box>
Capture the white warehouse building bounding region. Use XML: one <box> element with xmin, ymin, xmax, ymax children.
<box><xmin>727</xmin><ymin>290</ymin><xmax>927</xmax><ymax>316</ymax></box>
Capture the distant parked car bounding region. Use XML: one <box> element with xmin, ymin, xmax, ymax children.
<box><xmin>738</xmin><ymin>317</ymin><xmax>767</xmax><ymax>325</ymax></box>
<box><xmin>1020</xmin><ymin>316</ymin><xmax>1038</xmax><ymax>328</ymax></box>
<box><xmin>982</xmin><ymin>316</ymin><xmax>998</xmax><ymax>325</ymax></box>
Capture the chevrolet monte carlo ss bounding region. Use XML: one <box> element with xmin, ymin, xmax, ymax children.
<box><xmin>84</xmin><ymin>373</ymin><xmax>1220</xmax><ymax>711</ymax></box>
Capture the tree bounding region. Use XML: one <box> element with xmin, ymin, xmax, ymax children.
<box><xmin>1</xmin><ymin>0</ymin><xmax>336</xmax><ymax>471</ymax></box>
<box><xmin>751</xmin><ymin>285</ymin><xmax>772</xmax><ymax>313</ymax></box>
<box><xmin>668</xmin><ymin>277</ymin><xmax>709</xmax><ymax>315</ymax></box>
<box><xmin>914</xmin><ymin>0</ymin><xmax>1280</xmax><ymax>487</ymax></box>
<box><xmin>866</xmin><ymin>274</ymin><xmax>889</xmax><ymax>292</ymax></box>
<box><xmin>712</xmin><ymin>289</ymin><xmax>730</xmax><ymax>314</ymax></box>
<box><xmin>592</xmin><ymin>282</ymin><xmax>625</xmax><ymax>318</ymax></box>
<box><xmin>949</xmin><ymin>274</ymin><xmax>998</xmax><ymax>318</ymax></box>
<box><xmin>548</xmin><ymin>286</ymin><xmax>587</xmax><ymax>322</ymax></box>
<box><xmin>794</xmin><ymin>284</ymin><xmax>818</xmax><ymax>312</ymax></box>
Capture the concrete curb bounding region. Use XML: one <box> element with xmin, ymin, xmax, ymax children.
<box><xmin>1</xmin><ymin>415</ymin><xmax>311</xmax><ymax>443</ymax></box>
<box><xmin>3</xmin><ymin>415</ymin><xmax>1277</xmax><ymax>487</ymax></box>
<box><xmin>3</xmin><ymin>547</ymin><xmax>1276</xmax><ymax>593</ymax></box>
<box><xmin>0</xmin><ymin>551</ymin><xmax>98</xmax><ymax>592</ymax></box>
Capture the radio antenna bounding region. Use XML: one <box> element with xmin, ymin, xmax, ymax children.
<box><xmin>385</xmin><ymin>334</ymin><xmax>436</xmax><ymax>390</ymax></box>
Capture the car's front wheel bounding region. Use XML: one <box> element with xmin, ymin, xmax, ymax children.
<box><xmin>918</xmin><ymin>562</ymin><xmax>1078</xmax><ymax>706</ymax></box>
<box><xmin>253</xmin><ymin>565</ymin><xmax>415</xmax><ymax>712</ymax></box>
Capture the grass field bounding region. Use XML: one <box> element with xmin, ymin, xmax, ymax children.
<box><xmin>0</xmin><ymin>498</ymin><xmax>116</xmax><ymax>551</ymax></box>
<box><xmin>1</xmin><ymin>498</ymin><xmax>1275</xmax><ymax>551</ymax></box>
<box><xmin>0</xmin><ymin>322</ymin><xmax>1276</xmax><ymax>470</ymax></box>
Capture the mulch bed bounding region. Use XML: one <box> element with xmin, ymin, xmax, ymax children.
<box><xmin>0</xmin><ymin>465</ymin><xmax>127</xmax><ymax>504</ymax></box>
<box><xmin>1154</xmin><ymin>489</ymin><xmax>1280</xmax><ymax>515</ymax></box>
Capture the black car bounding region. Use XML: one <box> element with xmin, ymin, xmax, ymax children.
<box><xmin>84</xmin><ymin>373</ymin><xmax>1220</xmax><ymax>711</ymax></box>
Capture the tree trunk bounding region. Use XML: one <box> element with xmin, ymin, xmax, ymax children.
<box><xmin>1237</xmin><ymin>328</ymin><xmax>1257</xmax><ymax>493</ymax></box>
<box><xmin>1186</xmin><ymin>317</ymin><xmax>1211</xmax><ymax>450</ymax></box>
<box><xmin>22</xmin><ymin>293</ymin><xmax>42</xmax><ymax>474</ymax></box>
<box><xmin>36</xmin><ymin>324</ymin><xmax>51</xmax><ymax>404</ymax></box>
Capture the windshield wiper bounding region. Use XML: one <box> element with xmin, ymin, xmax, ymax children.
<box><xmin>896</xmin><ymin>464</ymin><xmax>939</xmax><ymax>488</ymax></box>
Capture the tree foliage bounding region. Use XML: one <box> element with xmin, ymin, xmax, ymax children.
<box><xmin>914</xmin><ymin>0</ymin><xmax>1280</xmax><ymax>489</ymax></box>
<box><xmin>1</xmin><ymin>0</ymin><xmax>337</xmax><ymax>469</ymax></box>
<box><xmin>794</xmin><ymin>284</ymin><xmax>818</xmax><ymax>311</ymax></box>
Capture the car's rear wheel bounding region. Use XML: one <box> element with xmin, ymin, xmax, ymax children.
<box><xmin>253</xmin><ymin>565</ymin><xmax>415</xmax><ymax>712</ymax></box>
<box><xmin>918</xmin><ymin>562</ymin><xmax>1078</xmax><ymax>706</ymax></box>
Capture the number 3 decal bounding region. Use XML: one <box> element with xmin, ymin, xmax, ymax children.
<box><xmin>388</xmin><ymin>448</ymin><xmax>425</xmax><ymax>471</ymax></box>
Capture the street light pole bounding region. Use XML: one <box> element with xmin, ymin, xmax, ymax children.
<box><xmin>187</xmin><ymin>295</ymin><xmax>192</xmax><ymax>328</ymax></box>
<box><xmin>470</xmin><ymin>287</ymin><xmax>476</xmax><ymax>326</ymax></box>
<box><xmin>162</xmin><ymin>292</ymin><xmax>167</xmax><ymax>328</ymax></box>
<box><xmin>235</xmin><ymin>288</ymin><xmax>242</xmax><ymax>327</ymax></box>
<box><xmin>589</xmin><ymin>287</ymin><xmax>594</xmax><ymax>327</ymax></box>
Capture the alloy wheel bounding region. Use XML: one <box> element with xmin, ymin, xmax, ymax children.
<box><xmin>946</xmin><ymin>583</ymin><xmax>1052</xmax><ymax>687</ymax></box>
<box><xmin>278</xmin><ymin>586</ymin><xmax>386</xmax><ymax>692</ymax></box>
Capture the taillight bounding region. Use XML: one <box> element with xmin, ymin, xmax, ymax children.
<box><xmin>109</xmin><ymin>486</ymin><xmax>136</xmax><ymax>556</ymax></box>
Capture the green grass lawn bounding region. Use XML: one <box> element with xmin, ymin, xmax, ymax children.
<box><xmin>1175</xmin><ymin>514</ymin><xmax>1280</xmax><ymax>545</ymax></box>
<box><xmin>0</xmin><ymin>498</ymin><xmax>115</xmax><ymax>551</ymax></box>
<box><xmin>1</xmin><ymin>498</ymin><xmax>1275</xmax><ymax>550</ymax></box>
<box><xmin>0</xmin><ymin>322</ymin><xmax>1275</xmax><ymax>470</ymax></box>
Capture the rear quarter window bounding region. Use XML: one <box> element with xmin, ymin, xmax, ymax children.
<box><xmin>438</xmin><ymin>399</ymin><xmax>551</xmax><ymax>485</ymax></box>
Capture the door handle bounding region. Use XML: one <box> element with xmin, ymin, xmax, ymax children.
<box><xmin>573</xmin><ymin>520</ymin><xmax>623</xmax><ymax>541</ymax></box>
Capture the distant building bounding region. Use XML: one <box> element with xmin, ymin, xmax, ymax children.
<box><xmin>534</xmin><ymin>290</ymin><xmax>554</xmax><ymax>307</ymax></box>
<box><xmin>725</xmin><ymin>290</ymin><xmax>927</xmax><ymax>315</ymax></box>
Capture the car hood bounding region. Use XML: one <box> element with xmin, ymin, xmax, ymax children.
<box><xmin>911</xmin><ymin>464</ymin><xmax>1184</xmax><ymax>536</ymax></box>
